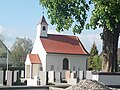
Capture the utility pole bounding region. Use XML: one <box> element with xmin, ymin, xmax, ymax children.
<box><xmin>7</xmin><ymin>50</ymin><xmax>8</xmax><ymax>71</ymax></box>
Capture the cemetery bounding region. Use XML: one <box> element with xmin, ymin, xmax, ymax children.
<box><xmin>0</xmin><ymin>69</ymin><xmax>120</xmax><ymax>88</ymax></box>
<box><xmin>0</xmin><ymin>15</ymin><xmax>120</xmax><ymax>90</ymax></box>
<box><xmin>0</xmin><ymin>0</ymin><xmax>120</xmax><ymax>89</ymax></box>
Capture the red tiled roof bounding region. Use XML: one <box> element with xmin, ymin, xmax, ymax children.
<box><xmin>40</xmin><ymin>34</ymin><xmax>89</xmax><ymax>55</ymax></box>
<box><xmin>29</xmin><ymin>54</ymin><xmax>41</xmax><ymax>64</ymax></box>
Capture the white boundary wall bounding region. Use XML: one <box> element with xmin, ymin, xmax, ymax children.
<box><xmin>92</xmin><ymin>72</ymin><xmax>120</xmax><ymax>85</ymax></box>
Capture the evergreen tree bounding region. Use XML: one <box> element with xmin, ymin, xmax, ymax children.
<box><xmin>88</xmin><ymin>42</ymin><xmax>101</xmax><ymax>71</ymax></box>
<box><xmin>90</xmin><ymin>42</ymin><xmax>98</xmax><ymax>56</ymax></box>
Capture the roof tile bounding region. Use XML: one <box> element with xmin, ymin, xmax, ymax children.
<box><xmin>29</xmin><ymin>54</ymin><xmax>41</xmax><ymax>64</ymax></box>
<box><xmin>40</xmin><ymin>34</ymin><xmax>89</xmax><ymax>55</ymax></box>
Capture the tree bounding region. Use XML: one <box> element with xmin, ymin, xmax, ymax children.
<box><xmin>39</xmin><ymin>0</ymin><xmax>89</xmax><ymax>34</ymax></box>
<box><xmin>39</xmin><ymin>0</ymin><xmax>120</xmax><ymax>72</ymax></box>
<box><xmin>0</xmin><ymin>33</ymin><xmax>5</xmax><ymax>57</ymax></box>
<box><xmin>88</xmin><ymin>42</ymin><xmax>99</xmax><ymax>70</ymax></box>
<box><xmin>11</xmin><ymin>37</ymin><xmax>33</xmax><ymax>66</ymax></box>
<box><xmin>93</xmin><ymin>55</ymin><xmax>102</xmax><ymax>71</ymax></box>
<box><xmin>90</xmin><ymin>42</ymin><xmax>98</xmax><ymax>56</ymax></box>
<box><xmin>88</xmin><ymin>0</ymin><xmax>120</xmax><ymax>72</ymax></box>
<box><xmin>88</xmin><ymin>42</ymin><xmax>102</xmax><ymax>71</ymax></box>
<box><xmin>0</xmin><ymin>33</ymin><xmax>4</xmax><ymax>42</ymax></box>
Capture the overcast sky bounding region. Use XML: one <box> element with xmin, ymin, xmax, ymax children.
<box><xmin>0</xmin><ymin>0</ymin><xmax>119</xmax><ymax>53</ymax></box>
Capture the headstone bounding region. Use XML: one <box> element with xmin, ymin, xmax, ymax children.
<box><xmin>38</xmin><ymin>71</ymin><xmax>47</xmax><ymax>85</ymax></box>
<box><xmin>34</xmin><ymin>76</ymin><xmax>40</xmax><ymax>86</ymax></box>
<box><xmin>71</xmin><ymin>71</ymin><xmax>77</xmax><ymax>79</ymax></box>
<box><xmin>68</xmin><ymin>78</ymin><xmax>77</xmax><ymax>85</ymax></box>
<box><xmin>61</xmin><ymin>71</ymin><xmax>65</xmax><ymax>79</ymax></box>
<box><xmin>48</xmin><ymin>71</ymin><xmax>55</xmax><ymax>83</ymax></box>
<box><xmin>55</xmin><ymin>72</ymin><xmax>61</xmax><ymax>83</ymax></box>
<box><xmin>86</xmin><ymin>71</ymin><xmax>92</xmax><ymax>79</ymax></box>
<box><xmin>6</xmin><ymin>71</ymin><xmax>12</xmax><ymax>86</ymax></box>
<box><xmin>65</xmin><ymin>70</ymin><xmax>71</xmax><ymax>81</ymax></box>
<box><xmin>27</xmin><ymin>79</ymin><xmax>37</xmax><ymax>86</ymax></box>
<box><xmin>13</xmin><ymin>71</ymin><xmax>18</xmax><ymax>82</ymax></box>
<box><xmin>0</xmin><ymin>71</ymin><xmax>3</xmax><ymax>86</ymax></box>
<box><xmin>78</xmin><ymin>71</ymin><xmax>84</xmax><ymax>80</ymax></box>
<box><xmin>21</xmin><ymin>70</ymin><xmax>24</xmax><ymax>78</ymax></box>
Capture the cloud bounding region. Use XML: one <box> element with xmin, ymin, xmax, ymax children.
<box><xmin>4</xmin><ymin>33</ymin><xmax>15</xmax><ymax>49</ymax></box>
<box><xmin>78</xmin><ymin>30</ymin><xmax>103</xmax><ymax>53</ymax></box>
<box><xmin>7</xmin><ymin>33</ymin><xmax>13</xmax><ymax>38</ymax></box>
<box><xmin>48</xmin><ymin>28</ymin><xmax>61</xmax><ymax>34</ymax></box>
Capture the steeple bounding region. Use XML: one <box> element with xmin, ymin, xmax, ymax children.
<box><xmin>37</xmin><ymin>15</ymin><xmax>48</xmax><ymax>38</ymax></box>
<box><xmin>39</xmin><ymin>16</ymin><xmax>48</xmax><ymax>25</ymax></box>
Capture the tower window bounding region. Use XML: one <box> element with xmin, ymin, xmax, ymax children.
<box><xmin>43</xmin><ymin>26</ymin><xmax>46</xmax><ymax>31</ymax></box>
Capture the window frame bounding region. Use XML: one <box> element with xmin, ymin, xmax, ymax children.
<box><xmin>63</xmin><ymin>58</ymin><xmax>69</xmax><ymax>70</ymax></box>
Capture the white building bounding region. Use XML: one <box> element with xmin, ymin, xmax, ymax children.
<box><xmin>25</xmin><ymin>54</ymin><xmax>42</xmax><ymax>79</ymax></box>
<box><xmin>25</xmin><ymin>16</ymin><xmax>89</xmax><ymax>79</ymax></box>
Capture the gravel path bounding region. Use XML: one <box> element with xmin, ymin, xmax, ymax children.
<box><xmin>50</xmin><ymin>79</ymin><xmax>111</xmax><ymax>90</ymax></box>
<box><xmin>66</xmin><ymin>79</ymin><xmax>110</xmax><ymax>90</ymax></box>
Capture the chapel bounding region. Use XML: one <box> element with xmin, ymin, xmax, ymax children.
<box><xmin>25</xmin><ymin>16</ymin><xmax>89</xmax><ymax>79</ymax></box>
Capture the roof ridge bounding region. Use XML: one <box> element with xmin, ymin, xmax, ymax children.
<box><xmin>48</xmin><ymin>33</ymin><xmax>76</xmax><ymax>37</ymax></box>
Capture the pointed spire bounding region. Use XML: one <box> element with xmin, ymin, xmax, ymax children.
<box><xmin>37</xmin><ymin>15</ymin><xmax>48</xmax><ymax>38</ymax></box>
<box><xmin>38</xmin><ymin>15</ymin><xmax>48</xmax><ymax>25</ymax></box>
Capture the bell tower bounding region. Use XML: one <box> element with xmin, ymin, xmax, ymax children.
<box><xmin>37</xmin><ymin>15</ymin><xmax>48</xmax><ymax>38</ymax></box>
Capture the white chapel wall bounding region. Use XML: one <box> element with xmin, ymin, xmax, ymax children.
<box><xmin>31</xmin><ymin>37</ymin><xmax>47</xmax><ymax>71</ymax></box>
<box><xmin>25</xmin><ymin>55</ymin><xmax>31</xmax><ymax>79</ymax></box>
<box><xmin>25</xmin><ymin>54</ymin><xmax>31</xmax><ymax>65</ymax></box>
<box><xmin>32</xmin><ymin>64</ymin><xmax>41</xmax><ymax>78</ymax></box>
<box><xmin>46</xmin><ymin>53</ymin><xmax>88</xmax><ymax>72</ymax></box>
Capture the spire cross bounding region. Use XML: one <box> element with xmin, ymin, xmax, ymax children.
<box><xmin>43</xmin><ymin>7</ymin><xmax>44</xmax><ymax>15</ymax></box>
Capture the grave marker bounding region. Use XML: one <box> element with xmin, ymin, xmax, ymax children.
<box><xmin>0</xmin><ymin>71</ymin><xmax>3</xmax><ymax>86</ymax></box>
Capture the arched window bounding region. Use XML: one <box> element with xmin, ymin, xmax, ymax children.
<box><xmin>43</xmin><ymin>26</ymin><xmax>46</xmax><ymax>31</ymax></box>
<box><xmin>63</xmin><ymin>58</ymin><xmax>69</xmax><ymax>70</ymax></box>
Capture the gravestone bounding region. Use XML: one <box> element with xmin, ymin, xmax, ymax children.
<box><xmin>0</xmin><ymin>71</ymin><xmax>3</xmax><ymax>86</ymax></box>
<box><xmin>71</xmin><ymin>71</ymin><xmax>77</xmax><ymax>79</ymax></box>
<box><xmin>78</xmin><ymin>71</ymin><xmax>84</xmax><ymax>80</ymax></box>
<box><xmin>55</xmin><ymin>72</ymin><xmax>61</xmax><ymax>83</ymax></box>
<box><xmin>48</xmin><ymin>71</ymin><xmax>55</xmax><ymax>83</ymax></box>
<box><xmin>65</xmin><ymin>70</ymin><xmax>71</xmax><ymax>82</ymax></box>
<box><xmin>34</xmin><ymin>76</ymin><xmax>40</xmax><ymax>86</ymax></box>
<box><xmin>6</xmin><ymin>71</ymin><xmax>12</xmax><ymax>86</ymax></box>
<box><xmin>13</xmin><ymin>71</ymin><xmax>18</xmax><ymax>82</ymax></box>
<box><xmin>38</xmin><ymin>71</ymin><xmax>47</xmax><ymax>85</ymax></box>
<box><xmin>68</xmin><ymin>78</ymin><xmax>77</xmax><ymax>85</ymax></box>
<box><xmin>86</xmin><ymin>71</ymin><xmax>92</xmax><ymax>79</ymax></box>
<box><xmin>61</xmin><ymin>71</ymin><xmax>65</xmax><ymax>79</ymax></box>
<box><xmin>21</xmin><ymin>70</ymin><xmax>24</xmax><ymax>78</ymax></box>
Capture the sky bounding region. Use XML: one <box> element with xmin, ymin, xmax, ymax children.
<box><xmin>0</xmin><ymin>0</ymin><xmax>118</xmax><ymax>53</ymax></box>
